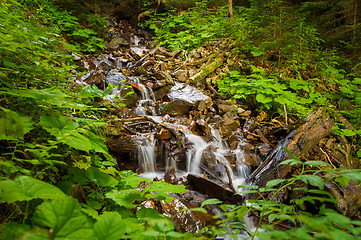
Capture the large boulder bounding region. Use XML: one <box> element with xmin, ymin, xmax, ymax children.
<box><xmin>157</xmin><ymin>99</ymin><xmax>193</xmax><ymax>116</ymax></box>
<box><xmin>167</xmin><ymin>83</ymin><xmax>212</xmax><ymax>111</ymax></box>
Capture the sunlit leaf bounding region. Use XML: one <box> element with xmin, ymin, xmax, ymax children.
<box><xmin>106</xmin><ymin>189</ymin><xmax>144</xmax><ymax>209</ymax></box>
<box><xmin>201</xmin><ymin>198</ymin><xmax>223</xmax><ymax>207</ymax></box>
<box><xmin>0</xmin><ymin>176</ymin><xmax>66</xmax><ymax>203</ymax></box>
<box><xmin>33</xmin><ymin>197</ymin><xmax>95</xmax><ymax>240</ymax></box>
<box><xmin>93</xmin><ymin>212</ymin><xmax>126</xmax><ymax>240</ymax></box>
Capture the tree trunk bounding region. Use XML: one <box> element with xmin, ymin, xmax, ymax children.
<box><xmin>228</xmin><ymin>0</ymin><xmax>234</xmax><ymax>18</ymax></box>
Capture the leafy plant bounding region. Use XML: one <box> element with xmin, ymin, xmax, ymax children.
<box><xmin>199</xmin><ymin>148</ymin><xmax>361</xmax><ymax>239</ymax></box>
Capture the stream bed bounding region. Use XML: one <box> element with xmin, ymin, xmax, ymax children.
<box><xmin>74</xmin><ymin>20</ymin><xmax>355</xmax><ymax>238</ymax></box>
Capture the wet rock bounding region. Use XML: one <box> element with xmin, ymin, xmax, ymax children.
<box><xmin>160</xmin><ymin>198</ymin><xmax>213</xmax><ymax>233</ymax></box>
<box><xmin>105</xmin><ymin>70</ymin><xmax>128</xmax><ymax>87</ymax></box>
<box><xmin>243</xmin><ymin>149</ymin><xmax>262</xmax><ymax>167</ymax></box>
<box><xmin>84</xmin><ymin>71</ymin><xmax>105</xmax><ymax>89</ymax></box>
<box><xmin>196</xmin><ymin>119</ymin><xmax>210</xmax><ymax>135</ymax></box>
<box><xmin>256</xmin><ymin>143</ymin><xmax>273</xmax><ymax>157</ymax></box>
<box><xmin>97</xmin><ymin>59</ymin><xmax>113</xmax><ymax>72</ymax></box>
<box><xmin>164</xmin><ymin>168</ymin><xmax>177</xmax><ymax>184</ymax></box>
<box><xmin>155</xmin><ymin>129</ymin><xmax>172</xmax><ymax>140</ymax></box>
<box><xmin>187</xmin><ymin>174</ymin><xmax>244</xmax><ymax>202</ymax></box>
<box><xmin>172</xmin><ymin>69</ymin><xmax>188</xmax><ymax>82</ymax></box>
<box><xmin>108</xmin><ymin>37</ymin><xmax>129</xmax><ymax>50</ymax></box>
<box><xmin>218</xmin><ymin>112</ymin><xmax>240</xmax><ymax>138</ymax></box>
<box><xmin>239</xmin><ymin>109</ymin><xmax>252</xmax><ymax>118</ymax></box>
<box><xmin>121</xmin><ymin>87</ymin><xmax>139</xmax><ymax>108</ymax></box>
<box><xmin>153</xmin><ymin>85</ymin><xmax>172</xmax><ymax>100</ymax></box>
<box><xmin>154</xmin><ymin>71</ymin><xmax>174</xmax><ymax>85</ymax></box>
<box><xmin>157</xmin><ymin>99</ymin><xmax>192</xmax><ymax>116</ymax></box>
<box><xmin>217</xmin><ymin>101</ymin><xmax>238</xmax><ymax>115</ymax></box>
<box><xmin>167</xmin><ymin>83</ymin><xmax>212</xmax><ymax>109</ymax></box>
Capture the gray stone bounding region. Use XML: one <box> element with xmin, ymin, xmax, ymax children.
<box><xmin>167</xmin><ymin>83</ymin><xmax>212</xmax><ymax>109</ymax></box>
<box><xmin>105</xmin><ymin>70</ymin><xmax>128</xmax><ymax>87</ymax></box>
<box><xmin>173</xmin><ymin>69</ymin><xmax>188</xmax><ymax>82</ymax></box>
<box><xmin>157</xmin><ymin>99</ymin><xmax>192</xmax><ymax>116</ymax></box>
<box><xmin>108</xmin><ymin>37</ymin><xmax>129</xmax><ymax>50</ymax></box>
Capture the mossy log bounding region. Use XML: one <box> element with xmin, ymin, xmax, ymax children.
<box><xmin>188</xmin><ymin>56</ymin><xmax>225</xmax><ymax>84</ymax></box>
<box><xmin>248</xmin><ymin>108</ymin><xmax>335</xmax><ymax>187</ymax></box>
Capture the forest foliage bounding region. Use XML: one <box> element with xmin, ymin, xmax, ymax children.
<box><xmin>1</xmin><ymin>0</ymin><xmax>361</xmax><ymax>239</ymax></box>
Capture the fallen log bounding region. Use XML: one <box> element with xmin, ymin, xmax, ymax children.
<box><xmin>248</xmin><ymin>108</ymin><xmax>334</xmax><ymax>187</ymax></box>
<box><xmin>187</xmin><ymin>174</ymin><xmax>244</xmax><ymax>203</ymax></box>
<box><xmin>188</xmin><ymin>56</ymin><xmax>225</xmax><ymax>85</ymax></box>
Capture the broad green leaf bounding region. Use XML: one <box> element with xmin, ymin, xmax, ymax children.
<box><xmin>136</xmin><ymin>207</ymin><xmax>174</xmax><ymax>232</ymax></box>
<box><xmin>256</xmin><ymin>93</ymin><xmax>272</xmax><ymax>104</ymax></box>
<box><xmin>0</xmin><ymin>107</ymin><xmax>24</xmax><ymax>140</ymax></box>
<box><xmin>62</xmin><ymin>132</ymin><xmax>92</xmax><ymax>152</ymax></box>
<box><xmin>33</xmin><ymin>197</ymin><xmax>95</xmax><ymax>240</ymax></box>
<box><xmin>0</xmin><ymin>176</ymin><xmax>66</xmax><ymax>203</ymax></box>
<box><xmin>201</xmin><ymin>198</ymin><xmax>223</xmax><ymax>207</ymax></box>
<box><xmin>236</xmin><ymin>205</ymin><xmax>249</xmax><ymax>222</ymax></box>
<box><xmin>144</xmin><ymin>181</ymin><xmax>186</xmax><ymax>200</ymax></box>
<box><xmin>1</xmin><ymin>222</ymin><xmax>48</xmax><ymax>240</ymax></box>
<box><xmin>334</xmin><ymin>176</ymin><xmax>351</xmax><ymax>187</ymax></box>
<box><xmin>85</xmin><ymin>166</ymin><xmax>118</xmax><ymax>187</ymax></box>
<box><xmin>265</xmin><ymin>179</ymin><xmax>286</xmax><ymax>189</ymax></box>
<box><xmin>105</xmin><ymin>189</ymin><xmax>144</xmax><ymax>209</ymax></box>
<box><xmin>93</xmin><ymin>212</ymin><xmax>126</xmax><ymax>240</ymax></box>
<box><xmin>123</xmin><ymin>174</ymin><xmax>151</xmax><ymax>188</ymax></box>
<box><xmin>39</xmin><ymin>115</ymin><xmax>77</xmax><ymax>138</ymax></box>
<box><xmin>340</xmin><ymin>129</ymin><xmax>356</xmax><ymax>137</ymax></box>
<box><xmin>87</xmin><ymin>131</ymin><xmax>108</xmax><ymax>154</ymax></box>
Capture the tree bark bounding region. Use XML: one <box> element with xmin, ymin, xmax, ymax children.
<box><xmin>248</xmin><ymin>108</ymin><xmax>335</xmax><ymax>187</ymax></box>
<box><xmin>228</xmin><ymin>0</ymin><xmax>234</xmax><ymax>18</ymax></box>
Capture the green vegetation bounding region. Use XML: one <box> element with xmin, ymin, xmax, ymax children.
<box><xmin>1</xmin><ymin>0</ymin><xmax>361</xmax><ymax>239</ymax></box>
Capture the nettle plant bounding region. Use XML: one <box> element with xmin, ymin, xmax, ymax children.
<box><xmin>0</xmin><ymin>171</ymin><xmax>191</xmax><ymax>240</ymax></box>
<box><xmin>199</xmin><ymin>148</ymin><xmax>361</xmax><ymax>240</ymax></box>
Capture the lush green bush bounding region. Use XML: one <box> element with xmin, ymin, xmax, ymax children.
<box><xmin>199</xmin><ymin>149</ymin><xmax>361</xmax><ymax>239</ymax></box>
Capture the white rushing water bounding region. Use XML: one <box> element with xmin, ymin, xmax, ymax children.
<box><xmin>132</xmin><ymin>77</ymin><xmax>156</xmax><ymax>116</ymax></box>
<box><xmin>137</xmin><ymin>133</ymin><xmax>156</xmax><ymax>173</ymax></box>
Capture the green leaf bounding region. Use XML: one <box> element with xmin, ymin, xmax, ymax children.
<box><xmin>33</xmin><ymin>197</ymin><xmax>95</xmax><ymax>240</ymax></box>
<box><xmin>144</xmin><ymin>181</ymin><xmax>186</xmax><ymax>201</ymax></box>
<box><xmin>85</xmin><ymin>166</ymin><xmax>118</xmax><ymax>187</ymax></box>
<box><xmin>236</xmin><ymin>205</ymin><xmax>249</xmax><ymax>222</ymax></box>
<box><xmin>105</xmin><ymin>189</ymin><xmax>144</xmax><ymax>209</ymax></box>
<box><xmin>256</xmin><ymin>93</ymin><xmax>272</xmax><ymax>104</ymax></box>
<box><xmin>93</xmin><ymin>212</ymin><xmax>126</xmax><ymax>240</ymax></box>
<box><xmin>0</xmin><ymin>176</ymin><xmax>66</xmax><ymax>203</ymax></box>
<box><xmin>304</xmin><ymin>161</ymin><xmax>331</xmax><ymax>167</ymax></box>
<box><xmin>299</xmin><ymin>175</ymin><xmax>324</xmax><ymax>190</ymax></box>
<box><xmin>340</xmin><ymin>129</ymin><xmax>356</xmax><ymax>137</ymax></box>
<box><xmin>0</xmin><ymin>107</ymin><xmax>24</xmax><ymax>140</ymax></box>
<box><xmin>201</xmin><ymin>198</ymin><xmax>223</xmax><ymax>207</ymax></box>
<box><xmin>123</xmin><ymin>174</ymin><xmax>151</xmax><ymax>188</ymax></box>
<box><xmin>63</xmin><ymin>132</ymin><xmax>92</xmax><ymax>152</ymax></box>
<box><xmin>186</xmin><ymin>207</ymin><xmax>208</xmax><ymax>214</ymax></box>
<box><xmin>334</xmin><ymin>176</ymin><xmax>351</xmax><ymax>187</ymax></box>
<box><xmin>39</xmin><ymin>115</ymin><xmax>77</xmax><ymax>138</ymax></box>
<box><xmin>136</xmin><ymin>207</ymin><xmax>174</xmax><ymax>232</ymax></box>
<box><xmin>1</xmin><ymin>222</ymin><xmax>48</xmax><ymax>240</ymax></box>
<box><xmin>265</xmin><ymin>179</ymin><xmax>286</xmax><ymax>189</ymax></box>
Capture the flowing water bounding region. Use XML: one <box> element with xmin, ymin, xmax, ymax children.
<box><xmin>85</xmin><ymin>32</ymin><xmax>259</xmax><ymax>238</ymax></box>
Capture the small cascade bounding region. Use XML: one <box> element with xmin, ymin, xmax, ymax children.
<box><xmin>132</xmin><ymin>77</ymin><xmax>156</xmax><ymax>116</ymax></box>
<box><xmin>136</xmin><ymin>133</ymin><xmax>156</xmax><ymax>173</ymax></box>
<box><xmin>185</xmin><ymin>132</ymin><xmax>210</xmax><ymax>174</ymax></box>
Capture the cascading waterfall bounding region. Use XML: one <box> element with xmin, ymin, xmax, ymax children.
<box><xmin>132</xmin><ymin>77</ymin><xmax>155</xmax><ymax>116</ymax></box>
<box><xmin>137</xmin><ymin>133</ymin><xmax>156</xmax><ymax>173</ymax></box>
<box><xmin>185</xmin><ymin>132</ymin><xmax>210</xmax><ymax>174</ymax></box>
